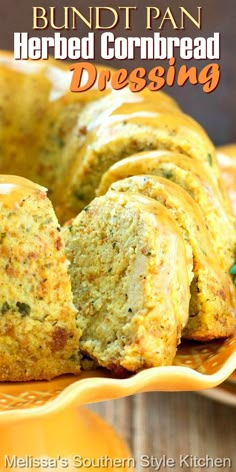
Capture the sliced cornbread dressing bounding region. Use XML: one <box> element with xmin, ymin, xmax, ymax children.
<box><xmin>63</xmin><ymin>192</ymin><xmax>191</xmax><ymax>373</ymax></box>
<box><xmin>109</xmin><ymin>176</ymin><xmax>236</xmax><ymax>341</ymax></box>
<box><xmin>55</xmin><ymin>88</ymin><xmax>217</xmax><ymax>222</ymax></box>
<box><xmin>0</xmin><ymin>176</ymin><xmax>81</xmax><ymax>381</ymax></box>
<box><xmin>0</xmin><ymin>52</ymin><xmax>234</xmax><ymax>380</ymax></box>
<box><xmin>97</xmin><ymin>151</ymin><xmax>236</xmax><ymax>272</ymax></box>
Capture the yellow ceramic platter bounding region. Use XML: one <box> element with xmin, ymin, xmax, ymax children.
<box><xmin>0</xmin><ymin>335</ymin><xmax>235</xmax><ymax>471</ymax></box>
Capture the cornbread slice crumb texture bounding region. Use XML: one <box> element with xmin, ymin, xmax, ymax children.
<box><xmin>0</xmin><ymin>176</ymin><xmax>81</xmax><ymax>381</ymax></box>
<box><xmin>63</xmin><ymin>192</ymin><xmax>191</xmax><ymax>373</ymax></box>
<box><xmin>109</xmin><ymin>176</ymin><xmax>236</xmax><ymax>341</ymax></box>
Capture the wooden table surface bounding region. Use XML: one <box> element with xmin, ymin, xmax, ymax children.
<box><xmin>89</xmin><ymin>392</ymin><xmax>236</xmax><ymax>471</ymax></box>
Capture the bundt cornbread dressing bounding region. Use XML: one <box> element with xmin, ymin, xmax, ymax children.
<box><xmin>0</xmin><ymin>176</ymin><xmax>81</xmax><ymax>381</ymax></box>
<box><xmin>97</xmin><ymin>150</ymin><xmax>236</xmax><ymax>272</ymax></box>
<box><xmin>0</xmin><ymin>52</ymin><xmax>235</xmax><ymax>380</ymax></box>
<box><xmin>108</xmin><ymin>176</ymin><xmax>236</xmax><ymax>340</ymax></box>
<box><xmin>63</xmin><ymin>192</ymin><xmax>192</xmax><ymax>373</ymax></box>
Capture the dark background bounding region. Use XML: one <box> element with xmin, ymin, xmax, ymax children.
<box><xmin>0</xmin><ymin>0</ymin><xmax>235</xmax><ymax>145</ymax></box>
